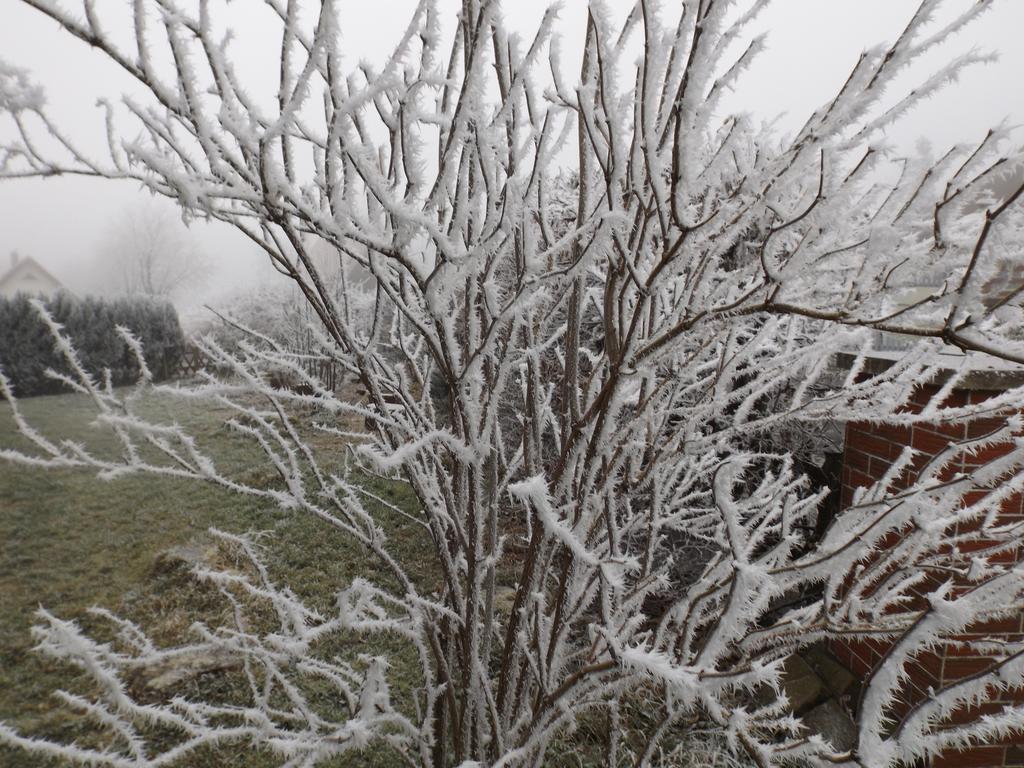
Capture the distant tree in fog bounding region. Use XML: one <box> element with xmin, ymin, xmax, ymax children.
<box><xmin>96</xmin><ymin>202</ymin><xmax>209</xmax><ymax>300</ymax></box>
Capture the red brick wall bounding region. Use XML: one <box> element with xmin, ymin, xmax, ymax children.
<box><xmin>841</xmin><ymin>388</ymin><xmax>1023</xmax><ymax>499</ymax></box>
<box><xmin>832</xmin><ymin>385</ymin><xmax>1024</xmax><ymax>767</ymax></box>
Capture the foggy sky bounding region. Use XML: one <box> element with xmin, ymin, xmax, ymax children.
<box><xmin>1</xmin><ymin>0</ymin><xmax>1022</xmax><ymax>316</ymax></box>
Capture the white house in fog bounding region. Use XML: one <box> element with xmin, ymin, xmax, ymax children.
<box><xmin>0</xmin><ymin>252</ymin><xmax>65</xmax><ymax>298</ymax></box>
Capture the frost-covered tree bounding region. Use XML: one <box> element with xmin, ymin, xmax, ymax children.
<box><xmin>208</xmin><ymin>239</ymin><xmax>375</xmax><ymax>358</ymax></box>
<box><xmin>1</xmin><ymin>1</ymin><xmax>1024</xmax><ymax>766</ymax></box>
<box><xmin>96</xmin><ymin>201</ymin><xmax>211</xmax><ymax>300</ymax></box>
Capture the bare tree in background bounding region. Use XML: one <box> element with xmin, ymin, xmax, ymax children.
<box><xmin>96</xmin><ymin>201</ymin><xmax>209</xmax><ymax>299</ymax></box>
<box><xmin>1</xmin><ymin>1</ymin><xmax>1024</xmax><ymax>766</ymax></box>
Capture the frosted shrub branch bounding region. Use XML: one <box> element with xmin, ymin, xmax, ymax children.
<box><xmin>2</xmin><ymin>0</ymin><xmax>1024</xmax><ymax>765</ymax></box>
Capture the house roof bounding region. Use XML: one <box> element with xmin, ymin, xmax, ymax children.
<box><xmin>0</xmin><ymin>255</ymin><xmax>64</xmax><ymax>295</ymax></box>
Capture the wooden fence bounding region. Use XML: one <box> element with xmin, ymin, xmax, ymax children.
<box><xmin>175</xmin><ymin>341</ymin><xmax>340</xmax><ymax>392</ymax></box>
<box><xmin>176</xmin><ymin>342</ymin><xmax>208</xmax><ymax>378</ymax></box>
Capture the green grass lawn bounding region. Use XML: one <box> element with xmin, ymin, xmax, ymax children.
<box><xmin>0</xmin><ymin>389</ymin><xmax>426</xmax><ymax>767</ymax></box>
<box><xmin>0</xmin><ymin>390</ymin><xmax>746</xmax><ymax>768</ymax></box>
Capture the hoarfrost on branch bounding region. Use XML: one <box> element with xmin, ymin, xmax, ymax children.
<box><xmin>1</xmin><ymin>0</ymin><xmax>1024</xmax><ymax>766</ymax></box>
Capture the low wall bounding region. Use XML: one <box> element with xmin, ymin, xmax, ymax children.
<box><xmin>832</xmin><ymin>384</ymin><xmax>1023</xmax><ymax>768</ymax></box>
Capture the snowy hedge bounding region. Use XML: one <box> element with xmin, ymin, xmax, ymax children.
<box><xmin>0</xmin><ymin>293</ymin><xmax>184</xmax><ymax>396</ymax></box>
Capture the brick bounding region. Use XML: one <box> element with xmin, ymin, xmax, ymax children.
<box><xmin>951</xmin><ymin>536</ymin><xmax>998</xmax><ymax>553</ymax></box>
<box><xmin>849</xmin><ymin>432</ymin><xmax>904</xmax><ymax>461</ymax></box>
<box><xmin>915</xmin><ymin>649</ymin><xmax>945</xmax><ymax>679</ymax></box>
<box><xmin>947</xmin><ymin>699</ymin><xmax>1007</xmax><ymax>724</ymax></box>
<box><xmin>847</xmin><ymin>644</ymin><xmax>875</xmax><ymax>671</ymax></box>
<box><xmin>869</xmin><ymin>529</ymin><xmax>899</xmax><ymax>551</ymax></box>
<box><xmin>992</xmin><ymin>684</ymin><xmax>1024</xmax><ymax>705</ymax></box>
<box><xmin>846</xmin><ymin>468</ymin><xmax>876</xmax><ymax>491</ymax></box>
<box><xmin>962</xmin><ymin>444</ymin><xmax>1016</xmax><ymax>468</ymax></box>
<box><xmin>933</xmin><ymin>746</ymin><xmax>1007</xmax><ymax>768</ymax></box>
<box><xmin>899</xmin><ymin>399</ymin><xmax>926</xmax><ymax>415</ymax></box>
<box><xmin>872</xmin><ymin>422</ymin><xmax>913</xmax><ymax>445</ymax></box>
<box><xmin>840</xmin><ymin>637</ymin><xmax>887</xmax><ymax>675</ymax></box>
<box><xmin>942</xmin><ymin>655</ymin><xmax>997</xmax><ymax>683</ymax></box>
<box><xmin>968</xmin><ymin>389</ymin><xmax>1001</xmax><ymax>405</ymax></box>
<box><xmin>961</xmin><ymin>616</ymin><xmax>1024</xmax><ymax>636</ymax></box>
<box><xmin>935</xmin><ymin>459</ymin><xmax>965</xmax><ymax>482</ymax></box>
<box><xmin>943</xmin><ymin>389</ymin><xmax>971</xmax><ymax>407</ymax></box>
<box><xmin>966</xmin><ymin>417</ymin><xmax>1009</xmax><ymax>440</ymax></box>
<box><xmin>846</xmin><ymin>449</ymin><xmax>872</xmax><ymax>475</ymax></box>
<box><xmin>962</xmin><ymin>490</ymin><xmax>991</xmax><ymax>508</ymax></box>
<box><xmin>909</xmin><ymin>385</ymin><xmax>940</xmax><ymax>407</ymax></box>
<box><xmin>912</xmin><ymin>426</ymin><xmax>955</xmax><ymax>455</ymax></box>
<box><xmin>890</xmin><ymin>472</ymin><xmax>913</xmax><ymax>493</ymax></box>
<box><xmin>845</xmin><ymin>423</ymin><xmax>873</xmax><ymax>441</ymax></box>
<box><xmin>927</xmin><ymin>421</ymin><xmax>969</xmax><ymax>441</ymax></box>
<box><xmin>905</xmin><ymin>661</ymin><xmax>939</xmax><ymax>692</ymax></box>
<box><xmin>941</xmin><ymin>642</ymin><xmax>1004</xmax><ymax>658</ymax></box>
<box><xmin>952</xmin><ymin>540</ymin><xmax>1021</xmax><ymax>565</ymax></box>
<box><xmin>862</xmin><ymin>637</ymin><xmax>890</xmax><ymax>660</ymax></box>
<box><xmin>995</xmin><ymin>494</ymin><xmax>1024</xmax><ymax>521</ymax></box>
<box><xmin>990</xmin><ymin>547</ymin><xmax>1022</xmax><ymax>566</ymax></box>
<box><xmin>954</xmin><ymin>513</ymin><xmax>987</xmax><ymax>534</ymax></box>
<box><xmin>871</xmin><ymin>455</ymin><xmax>900</xmax><ymax>478</ymax></box>
<box><xmin>911</xmin><ymin>386</ymin><xmax>969</xmax><ymax>409</ymax></box>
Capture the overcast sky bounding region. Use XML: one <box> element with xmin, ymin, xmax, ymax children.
<box><xmin>1</xmin><ymin>0</ymin><xmax>1022</xmax><ymax>313</ymax></box>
